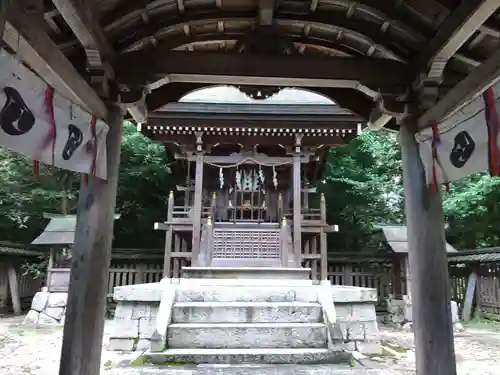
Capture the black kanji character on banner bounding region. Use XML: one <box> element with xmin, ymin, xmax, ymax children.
<box><xmin>62</xmin><ymin>124</ymin><xmax>83</xmax><ymax>160</ymax></box>
<box><xmin>0</xmin><ymin>86</ymin><xmax>35</xmax><ymax>136</ymax></box>
<box><xmin>450</xmin><ymin>131</ymin><xmax>475</xmax><ymax>168</ymax></box>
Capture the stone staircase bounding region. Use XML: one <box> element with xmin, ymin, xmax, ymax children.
<box><xmin>108</xmin><ymin>270</ymin><xmax>381</xmax><ymax>374</ymax></box>
<box><xmin>144</xmin><ymin>280</ymin><xmax>347</xmax><ymax>366</ymax></box>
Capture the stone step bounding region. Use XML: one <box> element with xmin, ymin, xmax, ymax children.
<box><xmin>181</xmin><ymin>267</ymin><xmax>311</xmax><ymax>280</ymax></box>
<box><xmin>107</xmin><ymin>364</ymin><xmax>388</xmax><ymax>375</ymax></box>
<box><xmin>142</xmin><ymin>348</ymin><xmax>351</xmax><ymax>365</ymax></box>
<box><xmin>167</xmin><ymin>323</ymin><xmax>328</xmax><ymax>349</ymax></box>
<box><xmin>172</xmin><ymin>302</ymin><xmax>323</xmax><ymax>323</ymax></box>
<box><xmin>176</xmin><ymin>286</ymin><xmax>318</xmax><ymax>303</ymax></box>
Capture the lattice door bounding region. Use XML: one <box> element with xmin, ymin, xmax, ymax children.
<box><xmin>212</xmin><ymin>229</ymin><xmax>280</xmax><ymax>261</ymax></box>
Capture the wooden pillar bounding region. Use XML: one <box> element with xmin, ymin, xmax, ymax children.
<box><xmin>293</xmin><ymin>134</ymin><xmax>303</xmax><ymax>265</ymax></box>
<box><xmin>46</xmin><ymin>247</ymin><xmax>55</xmax><ymax>290</ymax></box>
<box><xmin>399</xmin><ymin>122</ymin><xmax>456</xmax><ymax>375</ymax></box>
<box><xmin>191</xmin><ymin>132</ymin><xmax>204</xmax><ymax>265</ymax></box>
<box><xmin>7</xmin><ymin>262</ymin><xmax>21</xmax><ymax>315</ymax></box>
<box><xmin>163</xmin><ymin>190</ymin><xmax>174</xmax><ymax>278</ymax></box>
<box><xmin>59</xmin><ymin>105</ymin><xmax>124</xmax><ymax>375</ymax></box>
<box><xmin>320</xmin><ymin>193</ymin><xmax>327</xmax><ymax>280</ymax></box>
<box><xmin>0</xmin><ymin>0</ymin><xmax>13</xmax><ymax>39</ymax></box>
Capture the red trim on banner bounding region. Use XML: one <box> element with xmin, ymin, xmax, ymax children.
<box><xmin>33</xmin><ymin>160</ymin><xmax>39</xmax><ymax>180</ymax></box>
<box><xmin>44</xmin><ymin>86</ymin><xmax>57</xmax><ymax>174</ymax></box>
<box><xmin>483</xmin><ymin>87</ymin><xmax>500</xmax><ymax>176</ymax></box>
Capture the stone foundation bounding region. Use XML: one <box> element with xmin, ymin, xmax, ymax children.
<box><xmin>23</xmin><ymin>289</ymin><xmax>67</xmax><ymax>325</ymax></box>
<box><xmin>382</xmin><ymin>295</ymin><xmax>463</xmax><ymax>332</ymax></box>
<box><xmin>108</xmin><ymin>279</ymin><xmax>381</xmax><ymax>355</ymax></box>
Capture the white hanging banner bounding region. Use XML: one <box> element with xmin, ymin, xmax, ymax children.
<box><xmin>0</xmin><ymin>49</ymin><xmax>108</xmax><ymax>179</ymax></box>
<box><xmin>416</xmin><ymin>80</ymin><xmax>500</xmax><ymax>186</ymax></box>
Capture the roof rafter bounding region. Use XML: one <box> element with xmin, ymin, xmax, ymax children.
<box><xmin>417</xmin><ymin>44</ymin><xmax>500</xmax><ymax>128</ymax></box>
<box><xmin>417</xmin><ymin>0</ymin><xmax>500</xmax><ymax>80</ymax></box>
<box><xmin>50</xmin><ymin>0</ymin><xmax>115</xmax><ymax>68</ymax></box>
<box><xmin>5</xmin><ymin>1</ymin><xmax>107</xmax><ymax>119</ymax></box>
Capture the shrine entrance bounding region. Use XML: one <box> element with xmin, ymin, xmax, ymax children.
<box><xmin>3</xmin><ymin>1</ymin><xmax>500</xmax><ymax>375</ymax></box>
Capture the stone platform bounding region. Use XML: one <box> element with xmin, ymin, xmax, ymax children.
<box><xmin>107</xmin><ymin>364</ymin><xmax>391</xmax><ymax>375</ymax></box>
<box><xmin>182</xmin><ymin>267</ymin><xmax>311</xmax><ymax>280</ymax></box>
<box><xmin>106</xmin><ymin>364</ymin><xmax>390</xmax><ymax>375</ymax></box>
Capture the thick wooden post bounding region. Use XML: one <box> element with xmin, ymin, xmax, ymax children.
<box><xmin>399</xmin><ymin>122</ymin><xmax>456</xmax><ymax>375</ymax></box>
<box><xmin>59</xmin><ymin>105</ymin><xmax>123</xmax><ymax>375</ymax></box>
<box><xmin>163</xmin><ymin>190</ymin><xmax>174</xmax><ymax>278</ymax></box>
<box><xmin>7</xmin><ymin>262</ymin><xmax>21</xmax><ymax>315</ymax></box>
<box><xmin>320</xmin><ymin>193</ymin><xmax>327</xmax><ymax>280</ymax></box>
<box><xmin>191</xmin><ymin>133</ymin><xmax>204</xmax><ymax>265</ymax></box>
<box><xmin>293</xmin><ymin>134</ymin><xmax>303</xmax><ymax>264</ymax></box>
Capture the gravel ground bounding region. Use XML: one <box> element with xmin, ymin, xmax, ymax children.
<box><xmin>0</xmin><ymin>316</ymin><xmax>499</xmax><ymax>375</ymax></box>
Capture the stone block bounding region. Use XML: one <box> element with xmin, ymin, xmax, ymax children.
<box><xmin>355</xmin><ymin>340</ymin><xmax>381</xmax><ymax>355</ymax></box>
<box><xmin>176</xmin><ymin>286</ymin><xmax>317</xmax><ymax>303</ymax></box>
<box><xmin>450</xmin><ymin>301</ymin><xmax>459</xmax><ymax>323</ymax></box>
<box><xmin>47</xmin><ymin>292</ymin><xmax>68</xmax><ymax>307</ymax></box>
<box><xmin>110</xmin><ymin>319</ymin><xmax>139</xmax><ymax>339</ymax></box>
<box><xmin>114</xmin><ymin>303</ymin><xmax>135</xmax><ymax>320</ymax></box>
<box><xmin>167</xmin><ymin>323</ymin><xmax>328</xmax><ymax>349</ymax></box>
<box><xmin>38</xmin><ymin>312</ymin><xmax>59</xmax><ymax>325</ymax></box>
<box><xmin>139</xmin><ymin>318</ymin><xmax>156</xmax><ymax>339</ymax></box>
<box><xmin>23</xmin><ymin>310</ymin><xmax>39</xmax><ymax>325</ymax></box>
<box><xmin>331</xmin><ymin>286</ymin><xmax>377</xmax><ymax>303</ymax></box>
<box><xmin>114</xmin><ymin>283</ymin><xmax>163</xmax><ymax>302</ymax></box>
<box><xmin>335</xmin><ymin>303</ymin><xmax>377</xmax><ymax>322</ymax></box>
<box><xmin>172</xmin><ymin>302</ymin><xmax>322</xmax><ymax>324</ymax></box>
<box><xmin>31</xmin><ymin>292</ymin><xmax>49</xmax><ymax>312</ymax></box>
<box><xmin>136</xmin><ymin>339</ymin><xmax>151</xmax><ymax>351</ymax></box>
<box><xmin>44</xmin><ymin>307</ymin><xmax>65</xmax><ymax>321</ymax></box>
<box><xmin>337</xmin><ymin>321</ymin><xmax>379</xmax><ymax>341</ymax></box>
<box><xmin>132</xmin><ymin>303</ymin><xmax>159</xmax><ymax>320</ymax></box>
<box><xmin>108</xmin><ymin>338</ymin><xmax>136</xmax><ymax>351</ymax></box>
<box><xmin>144</xmin><ymin>348</ymin><xmax>350</xmax><ymax>365</ymax></box>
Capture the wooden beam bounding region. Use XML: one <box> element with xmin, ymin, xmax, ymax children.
<box><xmin>7</xmin><ymin>262</ymin><xmax>21</xmax><ymax>315</ymax></box>
<box><xmin>293</xmin><ymin>135</ymin><xmax>303</xmax><ymax>265</ymax></box>
<box><xmin>461</xmin><ymin>270</ymin><xmax>478</xmax><ymax>321</ymax></box>
<box><xmin>174</xmin><ymin>154</ymin><xmax>310</xmax><ymax>164</ymax></box>
<box><xmin>259</xmin><ymin>0</ymin><xmax>274</xmax><ymax>26</ymax></box>
<box><xmin>163</xmin><ymin>191</ymin><xmax>174</xmax><ymax>278</ymax></box>
<box><xmin>116</xmin><ymin>51</ymin><xmax>411</xmax><ymax>94</ymax></box>
<box><xmin>59</xmin><ymin>106</ymin><xmax>123</xmax><ymax>375</ymax></box>
<box><xmin>152</xmin><ymin>134</ymin><xmax>353</xmax><ymax>147</ymax></box>
<box><xmin>399</xmin><ymin>122</ymin><xmax>457</xmax><ymax>375</ymax></box>
<box><xmin>417</xmin><ymin>0</ymin><xmax>500</xmax><ymax>79</ymax></box>
<box><xmin>50</xmin><ymin>0</ymin><xmax>115</xmax><ymax>67</ymax></box>
<box><xmin>418</xmin><ymin>44</ymin><xmax>500</xmax><ymax>128</ymax></box>
<box><xmin>6</xmin><ymin>3</ymin><xmax>107</xmax><ymax>119</ymax></box>
<box><xmin>191</xmin><ymin>149</ymin><xmax>204</xmax><ymax>266</ymax></box>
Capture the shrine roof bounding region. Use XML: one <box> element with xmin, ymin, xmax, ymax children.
<box><xmin>376</xmin><ymin>225</ymin><xmax>457</xmax><ymax>254</ymax></box>
<box><xmin>143</xmin><ymin>102</ymin><xmax>361</xmax><ymax>145</ymax></box>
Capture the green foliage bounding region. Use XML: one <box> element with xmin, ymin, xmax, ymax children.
<box><xmin>321</xmin><ymin>131</ymin><xmax>404</xmax><ymax>252</ymax></box>
<box><xmin>21</xmin><ymin>254</ymin><xmax>49</xmax><ymax>279</ymax></box>
<box><xmin>0</xmin><ymin>122</ymin><xmax>175</xmax><ymax>248</ymax></box>
<box><xmin>444</xmin><ymin>173</ymin><xmax>500</xmax><ymax>249</ymax></box>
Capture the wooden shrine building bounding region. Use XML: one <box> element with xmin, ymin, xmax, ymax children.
<box><xmin>149</xmin><ymin>102</ymin><xmax>359</xmax><ymax>278</ymax></box>
<box><xmin>4</xmin><ymin>1</ymin><xmax>500</xmax><ymax>375</ymax></box>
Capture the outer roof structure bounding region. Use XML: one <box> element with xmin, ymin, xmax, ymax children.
<box><xmin>377</xmin><ymin>225</ymin><xmax>457</xmax><ymax>253</ymax></box>
<box><xmin>6</xmin><ymin>0</ymin><xmax>500</xmax><ymax>132</ymax></box>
